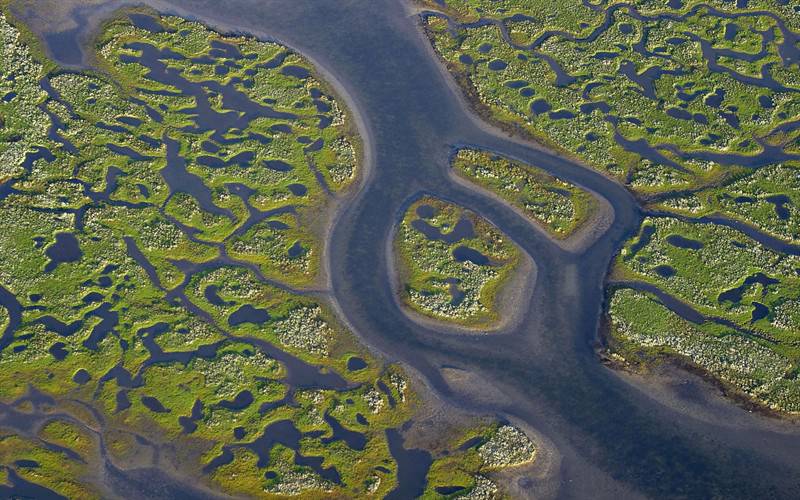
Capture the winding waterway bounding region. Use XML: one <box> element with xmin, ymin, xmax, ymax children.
<box><xmin>13</xmin><ymin>0</ymin><xmax>800</xmax><ymax>498</ymax></box>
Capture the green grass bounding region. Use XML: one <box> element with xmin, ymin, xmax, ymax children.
<box><xmin>607</xmin><ymin>287</ymin><xmax>800</xmax><ymax>413</ymax></box>
<box><xmin>421</xmin><ymin>420</ymin><xmax>536</xmax><ymax>499</ymax></box>
<box><xmin>0</xmin><ymin>431</ymin><xmax>101</xmax><ymax>499</ymax></box>
<box><xmin>650</xmin><ymin>163</ymin><xmax>800</xmax><ymax>244</ymax></box>
<box><xmin>608</xmin><ymin>213</ymin><xmax>800</xmax><ymax>412</ymax></box>
<box><xmin>452</xmin><ymin>148</ymin><xmax>595</xmax><ymax>237</ymax></box>
<box><xmin>420</xmin><ymin>0</ymin><xmax>800</xmax><ymax>414</ymax></box>
<box><xmin>421</xmin><ymin>0</ymin><xmax>800</xmax><ymax>195</ymax></box>
<box><xmin>395</xmin><ymin>196</ymin><xmax>522</xmax><ymax>328</ymax></box>
<box><xmin>616</xmin><ymin>216</ymin><xmax>800</xmax><ymax>349</ymax></box>
<box><xmin>0</xmin><ymin>7</ymin><xmax>531</xmax><ymax>497</ymax></box>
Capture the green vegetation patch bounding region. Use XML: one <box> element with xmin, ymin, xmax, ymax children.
<box><xmin>651</xmin><ymin>162</ymin><xmax>800</xmax><ymax>244</ymax></box>
<box><xmin>608</xmin><ymin>287</ymin><xmax>800</xmax><ymax>413</ymax></box>
<box><xmin>0</xmin><ymin>429</ymin><xmax>101</xmax><ymax>499</ymax></box>
<box><xmin>616</xmin><ymin>216</ymin><xmax>800</xmax><ymax>345</ymax></box>
<box><xmin>424</xmin><ymin>421</ymin><xmax>536</xmax><ymax>498</ymax></box>
<box><xmin>452</xmin><ymin>148</ymin><xmax>595</xmax><ymax>237</ymax></box>
<box><xmin>395</xmin><ymin>196</ymin><xmax>521</xmax><ymax>328</ymax></box>
<box><xmin>0</xmin><ymin>7</ymin><xmax>533</xmax><ymax>497</ymax></box>
<box><xmin>421</xmin><ymin>0</ymin><xmax>800</xmax><ymax>195</ymax></box>
<box><xmin>610</xmin><ymin>213</ymin><xmax>800</xmax><ymax>413</ymax></box>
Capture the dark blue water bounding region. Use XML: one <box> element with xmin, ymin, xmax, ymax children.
<box><xmin>228</xmin><ymin>304</ymin><xmax>270</xmax><ymax>326</ymax></box>
<box><xmin>718</xmin><ymin>273</ymin><xmax>779</xmax><ymax>304</ymax></box>
<box><xmin>49</xmin><ymin>342</ymin><xmax>68</xmax><ymax>360</ymax></box>
<box><xmin>766</xmin><ymin>194</ymin><xmax>791</xmax><ymax>220</ymax></box>
<box><xmin>346</xmin><ymin>356</ymin><xmax>367</xmax><ymax>371</ymax></box>
<box><xmin>179</xmin><ymin>399</ymin><xmax>205</xmax><ymax>433</ymax></box>
<box><xmin>0</xmin><ymin>468</ymin><xmax>66</xmax><ymax>500</ymax></box>
<box><xmin>411</xmin><ymin>217</ymin><xmax>474</xmax><ymax>243</ymax></box>
<box><xmin>452</xmin><ymin>245</ymin><xmax>490</xmax><ymax>265</ymax></box>
<box><xmin>72</xmin><ymin>369</ymin><xmax>92</xmax><ymax>384</ymax></box>
<box><xmin>322</xmin><ymin>412</ymin><xmax>367</xmax><ymax>450</ymax></box>
<box><xmin>141</xmin><ymin>396</ymin><xmax>171</xmax><ymax>413</ymax></box>
<box><xmin>129</xmin><ymin>13</ymin><xmax>165</xmax><ymax>32</ymax></box>
<box><xmin>666</xmin><ymin>234</ymin><xmax>704</xmax><ymax>250</ymax></box>
<box><xmin>204</xmin><ymin>419</ymin><xmax>341</xmax><ymax>483</ymax></box>
<box><xmin>217</xmin><ymin>390</ymin><xmax>254</xmax><ymax>410</ymax></box>
<box><xmin>385</xmin><ymin>428</ymin><xmax>432</xmax><ymax>500</ymax></box>
<box><xmin>751</xmin><ymin>302</ymin><xmax>769</xmax><ymax>322</ymax></box>
<box><xmin>654</xmin><ymin>264</ymin><xmax>676</xmax><ymax>278</ymax></box>
<box><xmin>44</xmin><ymin>232</ymin><xmax>82</xmax><ymax>272</ymax></box>
<box><xmin>436</xmin><ymin>485</ymin><xmax>466</xmax><ymax>495</ymax></box>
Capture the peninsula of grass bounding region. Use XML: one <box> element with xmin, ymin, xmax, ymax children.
<box><xmin>423</xmin><ymin>421</ymin><xmax>537</xmax><ymax>498</ymax></box>
<box><xmin>649</xmin><ymin>162</ymin><xmax>800</xmax><ymax>244</ymax></box>
<box><xmin>607</xmin><ymin>286</ymin><xmax>800</xmax><ymax>414</ymax></box>
<box><xmin>419</xmin><ymin>0</ymin><xmax>800</xmax><ymax>414</ymax></box>
<box><xmin>452</xmin><ymin>148</ymin><xmax>595</xmax><ymax>238</ymax></box>
<box><xmin>607</xmin><ymin>215</ymin><xmax>800</xmax><ymax>413</ymax></box>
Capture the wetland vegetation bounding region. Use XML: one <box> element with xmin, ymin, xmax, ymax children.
<box><xmin>0</xmin><ymin>6</ymin><xmax>537</xmax><ymax>497</ymax></box>
<box><xmin>395</xmin><ymin>195</ymin><xmax>522</xmax><ymax>328</ymax></box>
<box><xmin>608</xmin><ymin>215</ymin><xmax>800</xmax><ymax>413</ymax></box>
<box><xmin>451</xmin><ymin>148</ymin><xmax>595</xmax><ymax>238</ymax></box>
<box><xmin>421</xmin><ymin>0</ymin><xmax>799</xmax><ymax>195</ymax></box>
<box><xmin>420</xmin><ymin>0</ymin><xmax>800</xmax><ymax>414</ymax></box>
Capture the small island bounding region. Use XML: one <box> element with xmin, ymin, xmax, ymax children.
<box><xmin>395</xmin><ymin>196</ymin><xmax>523</xmax><ymax>328</ymax></box>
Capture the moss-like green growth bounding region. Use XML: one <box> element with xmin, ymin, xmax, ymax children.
<box><xmin>650</xmin><ymin>163</ymin><xmax>800</xmax><ymax>244</ymax></box>
<box><xmin>0</xmin><ymin>429</ymin><xmax>101</xmax><ymax>499</ymax></box>
<box><xmin>452</xmin><ymin>148</ymin><xmax>595</xmax><ymax>237</ymax></box>
<box><xmin>421</xmin><ymin>0</ymin><xmax>800</xmax><ymax>195</ymax></box>
<box><xmin>608</xmin><ymin>213</ymin><xmax>800</xmax><ymax>413</ymax></box>
<box><xmin>0</xmin><ymin>6</ymin><xmax>529</xmax><ymax>496</ymax></box>
<box><xmin>419</xmin><ymin>0</ymin><xmax>800</xmax><ymax>413</ymax></box>
<box><xmin>395</xmin><ymin>196</ymin><xmax>521</xmax><ymax>328</ymax></box>
<box><xmin>616</xmin><ymin>216</ymin><xmax>800</xmax><ymax>345</ymax></box>
<box><xmin>607</xmin><ymin>287</ymin><xmax>800</xmax><ymax>413</ymax></box>
<box><xmin>423</xmin><ymin>421</ymin><xmax>536</xmax><ymax>498</ymax></box>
